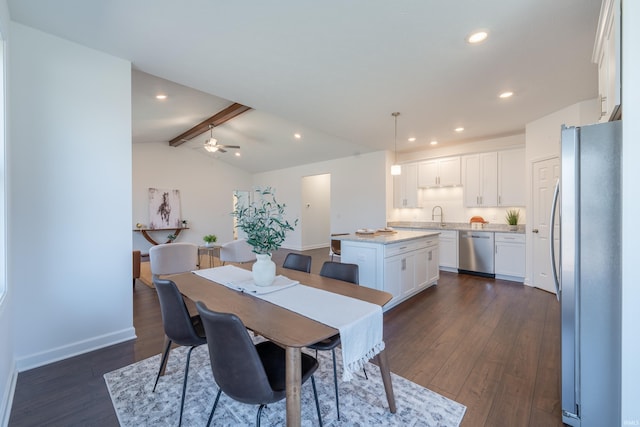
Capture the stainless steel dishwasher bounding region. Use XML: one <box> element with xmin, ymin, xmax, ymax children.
<box><xmin>458</xmin><ymin>231</ymin><xmax>495</xmax><ymax>277</ymax></box>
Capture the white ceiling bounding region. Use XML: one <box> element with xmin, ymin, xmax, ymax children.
<box><xmin>9</xmin><ymin>0</ymin><xmax>602</xmax><ymax>173</ymax></box>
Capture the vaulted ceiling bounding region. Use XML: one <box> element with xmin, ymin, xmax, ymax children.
<box><xmin>9</xmin><ymin>0</ymin><xmax>602</xmax><ymax>173</ymax></box>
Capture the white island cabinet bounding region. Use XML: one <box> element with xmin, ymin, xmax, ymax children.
<box><xmin>338</xmin><ymin>231</ymin><xmax>439</xmax><ymax>311</ymax></box>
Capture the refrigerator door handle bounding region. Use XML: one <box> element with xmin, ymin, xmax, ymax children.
<box><xmin>550</xmin><ymin>178</ymin><xmax>560</xmax><ymax>301</ymax></box>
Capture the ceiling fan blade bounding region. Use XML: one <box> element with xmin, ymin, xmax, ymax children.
<box><xmin>218</xmin><ymin>147</ymin><xmax>227</xmax><ymax>153</ymax></box>
<box><xmin>220</xmin><ymin>145</ymin><xmax>241</xmax><ymax>149</ymax></box>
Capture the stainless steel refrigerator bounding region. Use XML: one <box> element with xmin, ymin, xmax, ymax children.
<box><xmin>550</xmin><ymin>120</ymin><xmax>622</xmax><ymax>426</ymax></box>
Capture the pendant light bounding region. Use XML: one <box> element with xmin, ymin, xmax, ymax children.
<box><xmin>390</xmin><ymin>112</ymin><xmax>402</xmax><ymax>176</ymax></box>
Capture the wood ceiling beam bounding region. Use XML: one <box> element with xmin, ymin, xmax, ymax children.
<box><xmin>169</xmin><ymin>102</ymin><xmax>252</xmax><ymax>147</ymax></box>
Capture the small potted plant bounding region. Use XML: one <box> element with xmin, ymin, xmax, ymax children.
<box><xmin>505</xmin><ymin>209</ymin><xmax>520</xmax><ymax>231</ymax></box>
<box><xmin>203</xmin><ymin>234</ymin><xmax>217</xmax><ymax>247</ymax></box>
<box><xmin>232</xmin><ymin>187</ymin><xmax>298</xmax><ymax>285</ymax></box>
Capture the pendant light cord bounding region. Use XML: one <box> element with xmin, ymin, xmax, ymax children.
<box><xmin>392</xmin><ymin>112</ymin><xmax>400</xmax><ymax>163</ymax></box>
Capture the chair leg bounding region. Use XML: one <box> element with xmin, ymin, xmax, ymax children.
<box><xmin>153</xmin><ymin>338</ymin><xmax>173</xmax><ymax>392</ymax></box>
<box><xmin>206</xmin><ymin>389</ymin><xmax>222</xmax><ymax>427</ymax></box>
<box><xmin>178</xmin><ymin>346</ymin><xmax>196</xmax><ymax>427</ymax></box>
<box><xmin>311</xmin><ymin>375</ymin><xmax>323</xmax><ymax>427</ymax></box>
<box><xmin>256</xmin><ymin>403</ymin><xmax>266</xmax><ymax>427</ymax></box>
<box><xmin>331</xmin><ymin>348</ymin><xmax>340</xmax><ymax>420</ymax></box>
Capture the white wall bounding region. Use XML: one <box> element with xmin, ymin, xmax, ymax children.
<box><xmin>0</xmin><ymin>0</ymin><xmax>12</xmax><ymax>422</ymax></box>
<box><xmin>621</xmin><ymin>0</ymin><xmax>640</xmax><ymax>423</ymax></box>
<box><xmin>132</xmin><ymin>142</ymin><xmax>252</xmax><ymax>252</ymax></box>
<box><xmin>253</xmin><ymin>151</ymin><xmax>387</xmax><ymax>250</ymax></box>
<box><xmin>8</xmin><ymin>23</ymin><xmax>134</xmax><ymax>370</ymax></box>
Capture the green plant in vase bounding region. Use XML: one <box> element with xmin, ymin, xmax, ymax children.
<box><xmin>203</xmin><ymin>234</ymin><xmax>217</xmax><ymax>247</ymax></box>
<box><xmin>505</xmin><ymin>209</ymin><xmax>520</xmax><ymax>230</ymax></box>
<box><xmin>232</xmin><ymin>187</ymin><xmax>298</xmax><ymax>286</ymax></box>
<box><xmin>232</xmin><ymin>187</ymin><xmax>298</xmax><ymax>255</ymax></box>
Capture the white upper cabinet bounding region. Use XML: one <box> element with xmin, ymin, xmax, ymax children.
<box><xmin>418</xmin><ymin>157</ymin><xmax>461</xmax><ymax>188</ymax></box>
<box><xmin>498</xmin><ymin>148</ymin><xmax>526</xmax><ymax>206</ymax></box>
<box><xmin>462</xmin><ymin>152</ymin><xmax>497</xmax><ymax>207</ymax></box>
<box><xmin>593</xmin><ymin>0</ymin><xmax>621</xmax><ymax>122</ymax></box>
<box><xmin>393</xmin><ymin>163</ymin><xmax>421</xmax><ymax>208</ymax></box>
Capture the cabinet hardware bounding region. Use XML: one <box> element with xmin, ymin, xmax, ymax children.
<box><xmin>401</xmin><ymin>258</ymin><xmax>406</xmax><ymax>270</ymax></box>
<box><xmin>532</xmin><ymin>229</ymin><xmax>539</xmax><ymax>233</ymax></box>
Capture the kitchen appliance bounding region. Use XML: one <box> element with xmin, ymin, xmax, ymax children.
<box><xmin>458</xmin><ymin>230</ymin><xmax>494</xmax><ymax>277</ymax></box>
<box><xmin>551</xmin><ymin>121</ymin><xmax>621</xmax><ymax>426</ymax></box>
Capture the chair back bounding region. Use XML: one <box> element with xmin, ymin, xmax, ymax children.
<box><xmin>320</xmin><ymin>261</ymin><xmax>359</xmax><ymax>284</ymax></box>
<box><xmin>282</xmin><ymin>253</ymin><xmax>312</xmax><ymax>273</ymax></box>
<box><xmin>149</xmin><ymin>243</ymin><xmax>198</xmax><ymax>277</ymax></box>
<box><xmin>219</xmin><ymin>239</ymin><xmax>257</xmax><ymax>264</ymax></box>
<box><xmin>153</xmin><ymin>279</ymin><xmax>206</xmax><ymax>346</ymax></box>
<box><xmin>196</xmin><ymin>302</ymin><xmax>277</xmax><ymax>404</ymax></box>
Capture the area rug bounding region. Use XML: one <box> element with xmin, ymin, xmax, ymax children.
<box><xmin>105</xmin><ymin>341</ymin><xmax>466</xmax><ymax>426</ymax></box>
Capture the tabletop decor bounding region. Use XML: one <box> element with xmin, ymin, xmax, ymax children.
<box><xmin>231</xmin><ymin>187</ymin><xmax>297</xmax><ymax>286</ymax></box>
<box><xmin>202</xmin><ymin>234</ymin><xmax>217</xmax><ymax>247</ymax></box>
<box><xmin>505</xmin><ymin>209</ymin><xmax>520</xmax><ymax>231</ymax></box>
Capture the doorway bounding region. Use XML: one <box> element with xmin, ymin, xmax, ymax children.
<box><xmin>301</xmin><ymin>174</ymin><xmax>331</xmax><ymax>250</ymax></box>
<box><xmin>531</xmin><ymin>156</ymin><xmax>560</xmax><ymax>294</ymax></box>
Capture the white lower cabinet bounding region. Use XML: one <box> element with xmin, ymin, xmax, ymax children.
<box><xmin>433</xmin><ymin>229</ymin><xmax>457</xmax><ymax>271</ymax></box>
<box><xmin>494</xmin><ymin>232</ymin><xmax>525</xmax><ymax>282</ymax></box>
<box><xmin>341</xmin><ymin>235</ymin><xmax>439</xmax><ymax>311</ymax></box>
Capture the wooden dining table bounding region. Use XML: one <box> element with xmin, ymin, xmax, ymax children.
<box><xmin>167</xmin><ymin>266</ymin><xmax>396</xmax><ymax>426</ymax></box>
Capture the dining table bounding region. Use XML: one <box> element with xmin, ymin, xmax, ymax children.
<box><xmin>167</xmin><ymin>265</ymin><xmax>396</xmax><ymax>426</ymax></box>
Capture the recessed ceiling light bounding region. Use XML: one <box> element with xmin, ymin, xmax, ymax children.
<box><xmin>294</xmin><ymin>133</ymin><xmax>301</xmax><ymax>139</ymax></box>
<box><xmin>408</xmin><ymin>137</ymin><xmax>416</xmax><ymax>142</ymax></box>
<box><xmin>467</xmin><ymin>31</ymin><xmax>488</xmax><ymax>44</ymax></box>
<box><xmin>430</xmin><ymin>140</ymin><xmax>438</xmax><ymax>146</ymax></box>
<box><xmin>455</xmin><ymin>127</ymin><xmax>465</xmax><ymax>132</ymax></box>
<box><xmin>155</xmin><ymin>94</ymin><xmax>167</xmax><ymax>100</ymax></box>
<box><xmin>499</xmin><ymin>91</ymin><xmax>514</xmax><ymax>99</ymax></box>
<box><xmin>234</xmin><ymin>152</ymin><xmax>241</xmax><ymax>157</ymax></box>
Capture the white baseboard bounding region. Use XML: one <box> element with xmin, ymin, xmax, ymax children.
<box><xmin>15</xmin><ymin>327</ymin><xmax>136</xmax><ymax>372</ymax></box>
<box><xmin>0</xmin><ymin>362</ymin><xmax>17</xmax><ymax>427</ymax></box>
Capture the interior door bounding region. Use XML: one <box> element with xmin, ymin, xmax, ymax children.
<box><xmin>301</xmin><ymin>174</ymin><xmax>331</xmax><ymax>250</ymax></box>
<box><xmin>532</xmin><ymin>157</ymin><xmax>560</xmax><ymax>294</ymax></box>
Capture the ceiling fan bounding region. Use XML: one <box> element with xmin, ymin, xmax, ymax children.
<box><xmin>203</xmin><ymin>125</ymin><xmax>240</xmax><ymax>153</ymax></box>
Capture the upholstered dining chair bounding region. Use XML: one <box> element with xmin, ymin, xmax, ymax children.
<box><xmin>309</xmin><ymin>261</ymin><xmax>361</xmax><ymax>420</ymax></box>
<box><xmin>282</xmin><ymin>253</ymin><xmax>312</xmax><ymax>273</ymax></box>
<box><xmin>195</xmin><ymin>301</ymin><xmax>323</xmax><ymax>427</ymax></box>
<box><xmin>149</xmin><ymin>242</ymin><xmax>198</xmax><ymax>281</ymax></box>
<box><xmin>152</xmin><ymin>278</ymin><xmax>207</xmax><ymax>427</ymax></box>
<box><xmin>219</xmin><ymin>239</ymin><xmax>257</xmax><ymax>265</ymax></box>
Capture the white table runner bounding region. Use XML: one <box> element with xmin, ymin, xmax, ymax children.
<box><xmin>193</xmin><ymin>265</ymin><xmax>385</xmax><ymax>381</ymax></box>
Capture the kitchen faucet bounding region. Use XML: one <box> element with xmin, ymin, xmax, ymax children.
<box><xmin>432</xmin><ymin>205</ymin><xmax>444</xmax><ymax>225</ymax></box>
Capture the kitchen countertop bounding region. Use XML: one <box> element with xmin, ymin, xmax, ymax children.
<box><xmin>334</xmin><ymin>230</ymin><xmax>440</xmax><ymax>244</ymax></box>
<box><xmin>387</xmin><ymin>221</ymin><xmax>526</xmax><ymax>234</ymax></box>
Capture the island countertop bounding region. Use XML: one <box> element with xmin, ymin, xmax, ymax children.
<box><xmin>334</xmin><ymin>230</ymin><xmax>439</xmax><ymax>245</ymax></box>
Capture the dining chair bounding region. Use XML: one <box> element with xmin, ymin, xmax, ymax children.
<box><xmin>282</xmin><ymin>252</ymin><xmax>312</xmax><ymax>273</ymax></box>
<box><xmin>149</xmin><ymin>242</ymin><xmax>198</xmax><ymax>281</ymax></box>
<box><xmin>152</xmin><ymin>278</ymin><xmax>207</xmax><ymax>427</ymax></box>
<box><xmin>309</xmin><ymin>261</ymin><xmax>361</xmax><ymax>420</ymax></box>
<box><xmin>219</xmin><ymin>239</ymin><xmax>257</xmax><ymax>265</ymax></box>
<box><xmin>195</xmin><ymin>301</ymin><xmax>323</xmax><ymax>427</ymax></box>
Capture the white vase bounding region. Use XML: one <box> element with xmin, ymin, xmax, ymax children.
<box><xmin>252</xmin><ymin>253</ymin><xmax>276</xmax><ymax>286</ymax></box>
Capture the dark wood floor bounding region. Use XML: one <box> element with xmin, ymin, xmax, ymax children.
<box><xmin>9</xmin><ymin>248</ymin><xmax>562</xmax><ymax>426</ymax></box>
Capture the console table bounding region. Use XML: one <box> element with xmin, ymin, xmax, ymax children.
<box><xmin>133</xmin><ymin>227</ymin><xmax>189</xmax><ymax>245</ymax></box>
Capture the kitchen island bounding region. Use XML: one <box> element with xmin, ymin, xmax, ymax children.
<box><xmin>336</xmin><ymin>230</ymin><xmax>440</xmax><ymax>310</ymax></box>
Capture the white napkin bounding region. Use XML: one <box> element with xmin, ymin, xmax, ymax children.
<box><xmin>193</xmin><ymin>265</ymin><xmax>299</xmax><ymax>295</ymax></box>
